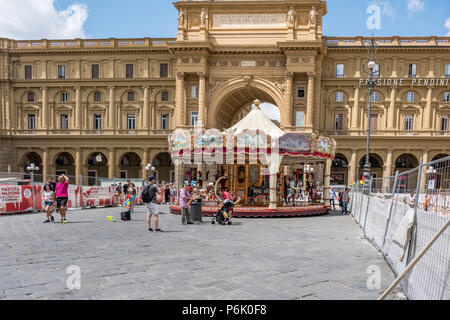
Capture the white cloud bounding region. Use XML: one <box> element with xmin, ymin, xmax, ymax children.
<box><xmin>445</xmin><ymin>18</ymin><xmax>450</xmax><ymax>36</ymax></box>
<box><xmin>0</xmin><ymin>0</ymin><xmax>88</xmax><ymax>40</ymax></box>
<box><xmin>407</xmin><ymin>0</ymin><xmax>425</xmax><ymax>14</ymax></box>
<box><xmin>370</xmin><ymin>1</ymin><xmax>397</xmax><ymax>21</ymax></box>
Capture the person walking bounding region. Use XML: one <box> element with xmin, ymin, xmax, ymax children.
<box><xmin>341</xmin><ymin>188</ymin><xmax>350</xmax><ymax>215</ymax></box>
<box><xmin>164</xmin><ymin>184</ymin><xmax>171</xmax><ymax>204</ymax></box>
<box><xmin>122</xmin><ymin>180</ymin><xmax>130</xmax><ymax>203</ymax></box>
<box><xmin>41</xmin><ymin>184</ymin><xmax>55</xmax><ymax>223</ymax></box>
<box><xmin>180</xmin><ymin>184</ymin><xmax>194</xmax><ymax>225</ymax></box>
<box><xmin>142</xmin><ymin>176</ymin><xmax>163</xmax><ymax>232</ymax></box>
<box><xmin>424</xmin><ymin>194</ymin><xmax>430</xmax><ymax>212</ymax></box>
<box><xmin>330</xmin><ymin>186</ymin><xmax>337</xmax><ymax>211</ymax></box>
<box><xmin>115</xmin><ymin>182</ymin><xmax>124</xmax><ymax>207</ymax></box>
<box><xmin>55</xmin><ymin>174</ymin><xmax>70</xmax><ymax>223</ymax></box>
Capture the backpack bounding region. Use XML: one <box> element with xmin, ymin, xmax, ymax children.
<box><xmin>142</xmin><ymin>184</ymin><xmax>156</xmax><ymax>204</ymax></box>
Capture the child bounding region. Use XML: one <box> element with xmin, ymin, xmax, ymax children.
<box><xmin>41</xmin><ymin>184</ymin><xmax>55</xmax><ymax>223</ymax></box>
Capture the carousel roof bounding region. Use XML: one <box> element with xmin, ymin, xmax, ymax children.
<box><xmin>229</xmin><ymin>100</ymin><xmax>285</xmax><ymax>139</ymax></box>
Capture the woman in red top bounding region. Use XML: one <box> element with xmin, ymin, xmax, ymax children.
<box><xmin>222</xmin><ymin>187</ymin><xmax>234</xmax><ymax>201</ymax></box>
<box><xmin>55</xmin><ymin>174</ymin><xmax>70</xmax><ymax>223</ymax></box>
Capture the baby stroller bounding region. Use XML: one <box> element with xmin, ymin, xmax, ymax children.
<box><xmin>212</xmin><ymin>199</ymin><xmax>234</xmax><ymax>225</ymax></box>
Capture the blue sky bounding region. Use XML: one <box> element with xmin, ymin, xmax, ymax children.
<box><xmin>56</xmin><ymin>0</ymin><xmax>450</xmax><ymax>39</ymax></box>
<box><xmin>0</xmin><ymin>0</ymin><xmax>449</xmax><ymax>40</ymax></box>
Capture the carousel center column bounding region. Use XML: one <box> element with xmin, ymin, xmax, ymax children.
<box><xmin>269</xmin><ymin>173</ymin><xmax>278</xmax><ymax>210</ymax></box>
<box><xmin>324</xmin><ymin>159</ymin><xmax>332</xmax><ymax>207</ymax></box>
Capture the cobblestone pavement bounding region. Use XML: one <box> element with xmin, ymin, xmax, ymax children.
<box><xmin>0</xmin><ymin>206</ymin><xmax>399</xmax><ymax>300</ymax></box>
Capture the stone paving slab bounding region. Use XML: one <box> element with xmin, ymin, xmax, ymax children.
<box><xmin>0</xmin><ymin>206</ymin><xmax>401</xmax><ymax>300</ymax></box>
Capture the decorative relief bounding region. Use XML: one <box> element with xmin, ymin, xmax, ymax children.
<box><xmin>274</xmin><ymin>78</ymin><xmax>287</xmax><ymax>94</ymax></box>
<box><xmin>302</xmin><ymin>56</ymin><xmax>311</xmax><ymax>63</ymax></box>
<box><xmin>210</xmin><ymin>79</ymin><xmax>227</xmax><ymax>93</ymax></box>
<box><xmin>243</xmin><ymin>76</ymin><xmax>252</xmax><ymax>87</ymax></box>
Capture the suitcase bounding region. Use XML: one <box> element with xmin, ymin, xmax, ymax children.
<box><xmin>121</xmin><ymin>211</ymin><xmax>131</xmax><ymax>221</ymax></box>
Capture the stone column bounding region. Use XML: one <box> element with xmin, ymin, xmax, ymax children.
<box><xmin>423</xmin><ymin>87</ymin><xmax>433</xmax><ymax>130</ymax></box>
<box><xmin>75</xmin><ymin>148</ymin><xmax>82</xmax><ymax>185</ymax></box>
<box><xmin>42</xmin><ymin>87</ymin><xmax>48</xmax><ymax>130</ymax></box>
<box><xmin>142</xmin><ymin>149</ymin><xmax>149</xmax><ymax>180</ymax></box>
<box><xmin>175</xmin><ymin>72</ymin><xmax>185</xmax><ymax>128</ymax></box>
<box><xmin>387</xmin><ymin>87</ymin><xmax>397</xmax><ymax>130</ymax></box>
<box><xmin>348</xmin><ymin>149</ymin><xmax>358</xmax><ymax>186</ymax></box>
<box><xmin>143</xmin><ymin>86</ymin><xmax>150</xmax><ymax>130</ymax></box>
<box><xmin>9</xmin><ymin>87</ymin><xmax>16</xmax><ymax>130</ymax></box>
<box><xmin>420</xmin><ymin>149</ymin><xmax>429</xmax><ymax>193</ymax></box>
<box><xmin>305</xmin><ymin>72</ymin><xmax>315</xmax><ymax>131</ymax></box>
<box><xmin>108</xmin><ymin>149</ymin><xmax>116</xmax><ymax>179</ymax></box>
<box><xmin>198</xmin><ymin>72</ymin><xmax>206</xmax><ymax>127</ymax></box>
<box><xmin>269</xmin><ymin>174</ymin><xmax>278</xmax><ymax>210</ymax></box>
<box><xmin>351</xmin><ymin>87</ymin><xmax>360</xmax><ymax>130</ymax></box>
<box><xmin>285</xmin><ymin>72</ymin><xmax>294</xmax><ymax>130</ymax></box>
<box><xmin>324</xmin><ymin>159</ymin><xmax>332</xmax><ymax>207</ymax></box>
<box><xmin>384</xmin><ymin>149</ymin><xmax>393</xmax><ymax>193</ymax></box>
<box><xmin>42</xmin><ymin>148</ymin><xmax>49</xmax><ymax>182</ymax></box>
<box><xmin>75</xmin><ymin>86</ymin><xmax>82</xmax><ymax>130</ymax></box>
<box><xmin>108</xmin><ymin>86</ymin><xmax>115</xmax><ymax>130</ymax></box>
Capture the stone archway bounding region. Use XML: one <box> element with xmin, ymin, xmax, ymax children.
<box><xmin>331</xmin><ymin>153</ymin><xmax>349</xmax><ymax>186</ymax></box>
<box><xmin>55</xmin><ymin>152</ymin><xmax>76</xmax><ymax>178</ymax></box>
<box><xmin>152</xmin><ymin>152</ymin><xmax>174</xmax><ymax>183</ymax></box>
<box><xmin>22</xmin><ymin>152</ymin><xmax>43</xmax><ymax>182</ymax></box>
<box><xmin>119</xmin><ymin>152</ymin><xmax>142</xmax><ymax>179</ymax></box>
<box><xmin>208</xmin><ymin>77</ymin><xmax>286</xmax><ymax>130</ymax></box>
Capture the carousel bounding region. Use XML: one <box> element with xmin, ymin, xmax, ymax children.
<box><xmin>169</xmin><ymin>100</ymin><xmax>337</xmax><ymax>217</ymax></box>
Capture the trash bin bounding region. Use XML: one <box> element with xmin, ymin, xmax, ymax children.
<box><xmin>190</xmin><ymin>199</ymin><xmax>203</xmax><ymax>223</ymax></box>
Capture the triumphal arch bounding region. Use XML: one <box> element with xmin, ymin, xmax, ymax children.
<box><xmin>171</xmin><ymin>0</ymin><xmax>326</xmax><ymax>132</ymax></box>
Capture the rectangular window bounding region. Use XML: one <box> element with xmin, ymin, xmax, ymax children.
<box><xmin>297</xmin><ymin>87</ymin><xmax>305</xmax><ymax>98</ymax></box>
<box><xmin>334</xmin><ymin>114</ymin><xmax>343</xmax><ymax>131</ymax></box>
<box><xmin>127</xmin><ymin>91</ymin><xmax>135</xmax><ymax>102</ymax></box>
<box><xmin>191</xmin><ymin>111</ymin><xmax>198</xmax><ymax>126</ymax></box>
<box><xmin>160</xmin><ymin>63</ymin><xmax>168</xmax><ymax>78</ymax></box>
<box><xmin>92</xmin><ymin>64</ymin><xmax>99</xmax><ymax>79</ymax></box>
<box><xmin>58</xmin><ymin>65</ymin><xmax>66</xmax><ymax>79</ymax></box>
<box><xmin>407</xmin><ymin>92</ymin><xmax>415</xmax><ymax>103</ymax></box>
<box><xmin>28</xmin><ymin>114</ymin><xmax>36</xmax><ymax>130</ymax></box>
<box><xmin>370</xmin><ymin>114</ymin><xmax>378</xmax><ymax>131</ymax></box>
<box><xmin>446</xmin><ymin>64</ymin><xmax>450</xmax><ymax>78</ymax></box>
<box><xmin>444</xmin><ymin>92</ymin><xmax>450</xmax><ymax>102</ymax></box>
<box><xmin>125</xmin><ymin>64</ymin><xmax>134</xmax><ymax>78</ymax></box>
<box><xmin>120</xmin><ymin>171</ymin><xmax>127</xmax><ymax>179</ymax></box>
<box><xmin>93</xmin><ymin>92</ymin><xmax>101</xmax><ymax>102</ymax></box>
<box><xmin>87</xmin><ymin>171</ymin><xmax>97</xmax><ymax>186</ymax></box>
<box><xmin>371</xmin><ymin>92</ymin><xmax>379</xmax><ymax>102</ymax></box>
<box><xmin>405</xmin><ymin>115</ymin><xmax>414</xmax><ymax>131</ymax></box>
<box><xmin>336</xmin><ymin>64</ymin><xmax>344</xmax><ymax>77</ymax></box>
<box><xmin>335</xmin><ymin>91</ymin><xmax>344</xmax><ymax>102</ymax></box>
<box><xmin>25</xmin><ymin>65</ymin><xmax>32</xmax><ymax>79</ymax></box>
<box><xmin>60</xmin><ymin>114</ymin><xmax>69</xmax><ymax>130</ymax></box>
<box><xmin>296</xmin><ymin>111</ymin><xmax>305</xmax><ymax>127</ymax></box>
<box><xmin>94</xmin><ymin>114</ymin><xmax>102</xmax><ymax>130</ymax></box>
<box><xmin>27</xmin><ymin>92</ymin><xmax>35</xmax><ymax>102</ymax></box>
<box><xmin>191</xmin><ymin>86</ymin><xmax>199</xmax><ymax>98</ymax></box>
<box><xmin>61</xmin><ymin>92</ymin><xmax>68</xmax><ymax>102</ymax></box>
<box><xmin>161</xmin><ymin>91</ymin><xmax>169</xmax><ymax>102</ymax></box>
<box><xmin>408</xmin><ymin>64</ymin><xmax>417</xmax><ymax>78</ymax></box>
<box><xmin>127</xmin><ymin>114</ymin><xmax>136</xmax><ymax>130</ymax></box>
<box><xmin>161</xmin><ymin>114</ymin><xmax>169</xmax><ymax>130</ymax></box>
<box><xmin>441</xmin><ymin>115</ymin><xmax>449</xmax><ymax>132</ymax></box>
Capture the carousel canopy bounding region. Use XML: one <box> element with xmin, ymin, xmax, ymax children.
<box><xmin>229</xmin><ymin>100</ymin><xmax>285</xmax><ymax>139</ymax></box>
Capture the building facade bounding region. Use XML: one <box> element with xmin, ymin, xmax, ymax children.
<box><xmin>0</xmin><ymin>0</ymin><xmax>449</xmax><ymax>186</ymax></box>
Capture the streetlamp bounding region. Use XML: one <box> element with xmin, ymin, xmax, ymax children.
<box><xmin>362</xmin><ymin>37</ymin><xmax>379</xmax><ymax>188</ymax></box>
<box><xmin>26</xmin><ymin>163</ymin><xmax>39</xmax><ymax>213</ymax></box>
<box><xmin>145</xmin><ymin>163</ymin><xmax>156</xmax><ymax>179</ymax></box>
<box><xmin>426</xmin><ymin>166</ymin><xmax>437</xmax><ymax>190</ymax></box>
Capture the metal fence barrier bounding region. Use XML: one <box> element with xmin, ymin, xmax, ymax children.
<box><xmin>350</xmin><ymin>156</ymin><xmax>450</xmax><ymax>300</ymax></box>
